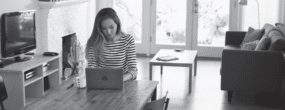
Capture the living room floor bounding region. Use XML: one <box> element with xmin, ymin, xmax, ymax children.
<box><xmin>136</xmin><ymin>56</ymin><xmax>282</xmax><ymax>110</ymax></box>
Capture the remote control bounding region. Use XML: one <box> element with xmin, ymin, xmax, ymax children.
<box><xmin>43</xmin><ymin>52</ymin><xmax>58</xmax><ymax>56</ymax></box>
<box><xmin>25</xmin><ymin>52</ymin><xmax>35</xmax><ymax>55</ymax></box>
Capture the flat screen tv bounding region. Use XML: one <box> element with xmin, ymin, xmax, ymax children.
<box><xmin>1</xmin><ymin>10</ymin><xmax>36</xmax><ymax>62</ymax></box>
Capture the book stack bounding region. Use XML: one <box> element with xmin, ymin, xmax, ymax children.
<box><xmin>156</xmin><ymin>55</ymin><xmax>179</xmax><ymax>61</ymax></box>
<box><xmin>43</xmin><ymin>63</ymin><xmax>50</xmax><ymax>72</ymax></box>
<box><xmin>24</xmin><ymin>69</ymin><xmax>36</xmax><ymax>80</ymax></box>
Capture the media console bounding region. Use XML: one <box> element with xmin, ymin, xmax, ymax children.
<box><xmin>0</xmin><ymin>59</ymin><xmax>15</xmax><ymax>68</ymax></box>
<box><xmin>0</xmin><ymin>56</ymin><xmax>34</xmax><ymax>68</ymax></box>
<box><xmin>0</xmin><ymin>54</ymin><xmax>61</xmax><ymax>110</ymax></box>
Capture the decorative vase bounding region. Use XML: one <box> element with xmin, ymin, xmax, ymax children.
<box><xmin>67</xmin><ymin>38</ymin><xmax>85</xmax><ymax>77</ymax></box>
<box><xmin>72</xmin><ymin>67</ymin><xmax>79</xmax><ymax>76</ymax></box>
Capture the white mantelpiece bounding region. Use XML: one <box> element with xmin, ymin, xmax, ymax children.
<box><xmin>38</xmin><ymin>0</ymin><xmax>90</xmax><ymax>9</ymax></box>
<box><xmin>36</xmin><ymin>0</ymin><xmax>89</xmax><ymax>54</ymax></box>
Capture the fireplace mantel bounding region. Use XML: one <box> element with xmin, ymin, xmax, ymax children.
<box><xmin>36</xmin><ymin>0</ymin><xmax>89</xmax><ymax>54</ymax></box>
<box><xmin>38</xmin><ymin>0</ymin><xmax>89</xmax><ymax>9</ymax></box>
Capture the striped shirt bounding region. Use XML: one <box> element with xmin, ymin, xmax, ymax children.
<box><xmin>86</xmin><ymin>34</ymin><xmax>137</xmax><ymax>75</ymax></box>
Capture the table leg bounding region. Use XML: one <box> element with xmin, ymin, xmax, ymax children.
<box><xmin>160</xmin><ymin>66</ymin><xmax>163</xmax><ymax>75</ymax></box>
<box><xmin>151</xmin><ymin>88</ymin><xmax>157</xmax><ymax>101</ymax></box>
<box><xmin>189</xmin><ymin>66</ymin><xmax>192</xmax><ymax>93</ymax></box>
<box><xmin>194</xmin><ymin>56</ymin><xmax>197</xmax><ymax>76</ymax></box>
<box><xmin>281</xmin><ymin>84</ymin><xmax>285</xmax><ymax>110</ymax></box>
<box><xmin>149</xmin><ymin>63</ymin><xmax>152</xmax><ymax>80</ymax></box>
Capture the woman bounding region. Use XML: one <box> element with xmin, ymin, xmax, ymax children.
<box><xmin>85</xmin><ymin>8</ymin><xmax>137</xmax><ymax>81</ymax></box>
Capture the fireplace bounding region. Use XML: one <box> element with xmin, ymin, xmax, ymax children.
<box><xmin>62</xmin><ymin>33</ymin><xmax>77</xmax><ymax>80</ymax></box>
<box><xmin>36</xmin><ymin>0</ymin><xmax>92</xmax><ymax>80</ymax></box>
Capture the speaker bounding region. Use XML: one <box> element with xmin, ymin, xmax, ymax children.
<box><xmin>44</xmin><ymin>76</ymin><xmax>50</xmax><ymax>91</ymax></box>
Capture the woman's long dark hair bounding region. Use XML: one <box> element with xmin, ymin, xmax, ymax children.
<box><xmin>85</xmin><ymin>8</ymin><xmax>122</xmax><ymax>59</ymax></box>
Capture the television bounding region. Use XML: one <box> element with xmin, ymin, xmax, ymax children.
<box><xmin>1</xmin><ymin>10</ymin><xmax>36</xmax><ymax>62</ymax></box>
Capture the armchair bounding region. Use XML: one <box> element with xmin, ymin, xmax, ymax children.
<box><xmin>221</xmin><ymin>31</ymin><xmax>285</xmax><ymax>107</ymax></box>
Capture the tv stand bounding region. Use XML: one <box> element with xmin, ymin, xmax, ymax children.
<box><xmin>0</xmin><ymin>59</ymin><xmax>15</xmax><ymax>68</ymax></box>
<box><xmin>0</xmin><ymin>55</ymin><xmax>61</xmax><ymax>110</ymax></box>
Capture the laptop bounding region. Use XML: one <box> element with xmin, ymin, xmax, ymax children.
<box><xmin>85</xmin><ymin>68</ymin><xmax>123</xmax><ymax>90</ymax></box>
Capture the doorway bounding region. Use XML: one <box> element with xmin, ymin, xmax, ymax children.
<box><xmin>113</xmin><ymin>0</ymin><xmax>230</xmax><ymax>57</ymax></box>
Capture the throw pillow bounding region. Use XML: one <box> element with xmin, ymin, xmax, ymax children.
<box><xmin>268</xmin><ymin>35</ymin><xmax>285</xmax><ymax>51</ymax></box>
<box><xmin>268</xmin><ymin>29</ymin><xmax>283</xmax><ymax>37</ymax></box>
<box><xmin>240</xmin><ymin>27</ymin><xmax>264</xmax><ymax>47</ymax></box>
<box><xmin>263</xmin><ymin>23</ymin><xmax>276</xmax><ymax>35</ymax></box>
<box><xmin>255</xmin><ymin>37</ymin><xmax>270</xmax><ymax>50</ymax></box>
<box><xmin>241</xmin><ymin>40</ymin><xmax>259</xmax><ymax>50</ymax></box>
<box><xmin>275</xmin><ymin>23</ymin><xmax>285</xmax><ymax>36</ymax></box>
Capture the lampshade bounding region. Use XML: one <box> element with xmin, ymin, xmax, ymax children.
<box><xmin>239</xmin><ymin>0</ymin><xmax>247</xmax><ymax>5</ymax></box>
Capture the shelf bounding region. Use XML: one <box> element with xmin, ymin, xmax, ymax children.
<box><xmin>25</xmin><ymin>97</ymin><xmax>37</xmax><ymax>106</ymax></box>
<box><xmin>38</xmin><ymin>0</ymin><xmax>89</xmax><ymax>9</ymax></box>
<box><xmin>43</xmin><ymin>68</ymin><xmax>59</xmax><ymax>76</ymax></box>
<box><xmin>24</xmin><ymin>75</ymin><xmax>43</xmax><ymax>86</ymax></box>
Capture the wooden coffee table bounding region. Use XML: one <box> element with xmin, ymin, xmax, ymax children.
<box><xmin>149</xmin><ymin>49</ymin><xmax>198</xmax><ymax>93</ymax></box>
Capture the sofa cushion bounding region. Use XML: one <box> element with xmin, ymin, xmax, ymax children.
<box><xmin>275</xmin><ymin>23</ymin><xmax>285</xmax><ymax>36</ymax></box>
<box><xmin>268</xmin><ymin>36</ymin><xmax>285</xmax><ymax>51</ymax></box>
<box><xmin>255</xmin><ymin>37</ymin><xmax>270</xmax><ymax>50</ymax></box>
<box><xmin>241</xmin><ymin>40</ymin><xmax>259</xmax><ymax>50</ymax></box>
<box><xmin>240</xmin><ymin>27</ymin><xmax>264</xmax><ymax>47</ymax></box>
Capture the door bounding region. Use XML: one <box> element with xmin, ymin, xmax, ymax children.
<box><xmin>192</xmin><ymin>0</ymin><xmax>231</xmax><ymax>58</ymax></box>
<box><xmin>191</xmin><ymin>0</ymin><xmax>283</xmax><ymax>57</ymax></box>
<box><xmin>113</xmin><ymin>0</ymin><xmax>145</xmax><ymax>54</ymax></box>
<box><xmin>149</xmin><ymin>0</ymin><xmax>192</xmax><ymax>54</ymax></box>
<box><xmin>239</xmin><ymin>0</ymin><xmax>283</xmax><ymax>30</ymax></box>
<box><xmin>114</xmin><ymin>0</ymin><xmax>192</xmax><ymax>55</ymax></box>
<box><xmin>113</xmin><ymin>0</ymin><xmax>232</xmax><ymax>57</ymax></box>
<box><xmin>107</xmin><ymin>0</ymin><xmax>283</xmax><ymax>57</ymax></box>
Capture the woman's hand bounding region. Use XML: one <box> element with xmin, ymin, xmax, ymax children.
<box><xmin>123</xmin><ymin>73</ymin><xmax>132</xmax><ymax>82</ymax></box>
<box><xmin>123</xmin><ymin>70</ymin><xmax>137</xmax><ymax>81</ymax></box>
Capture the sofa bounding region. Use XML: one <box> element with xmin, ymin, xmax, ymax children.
<box><xmin>220</xmin><ymin>23</ymin><xmax>285</xmax><ymax>108</ymax></box>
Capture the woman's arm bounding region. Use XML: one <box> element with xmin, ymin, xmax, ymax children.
<box><xmin>124</xmin><ymin>35</ymin><xmax>138</xmax><ymax>81</ymax></box>
<box><xmin>86</xmin><ymin>47</ymin><xmax>98</xmax><ymax>68</ymax></box>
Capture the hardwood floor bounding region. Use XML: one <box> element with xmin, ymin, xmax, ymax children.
<box><xmin>136</xmin><ymin>56</ymin><xmax>282</xmax><ymax>110</ymax></box>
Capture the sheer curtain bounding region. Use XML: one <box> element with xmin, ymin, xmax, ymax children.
<box><xmin>240</xmin><ymin>0</ymin><xmax>280</xmax><ymax>30</ymax></box>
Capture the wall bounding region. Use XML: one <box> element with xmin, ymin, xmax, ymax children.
<box><xmin>96</xmin><ymin>0</ymin><xmax>113</xmax><ymax>12</ymax></box>
<box><xmin>0</xmin><ymin>0</ymin><xmax>37</xmax><ymax>58</ymax></box>
<box><xmin>0</xmin><ymin>0</ymin><xmax>96</xmax><ymax>58</ymax></box>
<box><xmin>0</xmin><ymin>0</ymin><xmax>37</xmax><ymax>14</ymax></box>
<box><xmin>240</xmin><ymin>0</ymin><xmax>281</xmax><ymax>30</ymax></box>
<box><xmin>37</xmin><ymin>1</ymin><xmax>87</xmax><ymax>54</ymax></box>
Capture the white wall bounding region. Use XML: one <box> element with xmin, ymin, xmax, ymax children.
<box><xmin>0</xmin><ymin>0</ymin><xmax>37</xmax><ymax>14</ymax></box>
<box><xmin>0</xmin><ymin>0</ymin><xmax>37</xmax><ymax>58</ymax></box>
<box><xmin>0</xmin><ymin>0</ymin><xmax>96</xmax><ymax>58</ymax></box>
<box><xmin>37</xmin><ymin>1</ymin><xmax>88</xmax><ymax>54</ymax></box>
<box><xmin>96</xmin><ymin>0</ymin><xmax>113</xmax><ymax>12</ymax></box>
<box><xmin>240</xmin><ymin>0</ymin><xmax>281</xmax><ymax>30</ymax></box>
